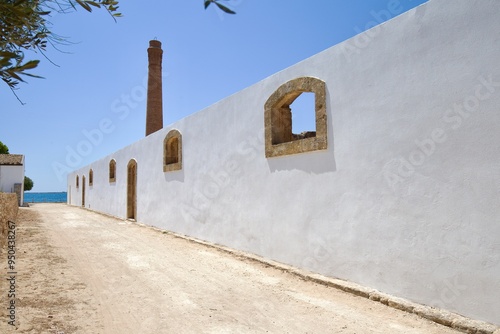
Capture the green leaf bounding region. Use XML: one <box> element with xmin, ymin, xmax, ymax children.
<box><xmin>76</xmin><ymin>0</ymin><xmax>92</xmax><ymax>12</ymax></box>
<box><xmin>0</xmin><ymin>52</ymin><xmax>18</xmax><ymax>58</ymax></box>
<box><xmin>7</xmin><ymin>71</ymin><xmax>23</xmax><ymax>82</ymax></box>
<box><xmin>19</xmin><ymin>72</ymin><xmax>43</xmax><ymax>79</ymax></box>
<box><xmin>19</xmin><ymin>60</ymin><xmax>39</xmax><ymax>70</ymax></box>
<box><xmin>215</xmin><ymin>2</ymin><xmax>236</xmax><ymax>14</ymax></box>
<box><xmin>86</xmin><ymin>1</ymin><xmax>102</xmax><ymax>9</ymax></box>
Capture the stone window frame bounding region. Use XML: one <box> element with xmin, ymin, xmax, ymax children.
<box><xmin>76</xmin><ymin>175</ymin><xmax>79</xmax><ymax>188</ymax></box>
<box><xmin>163</xmin><ymin>129</ymin><xmax>182</xmax><ymax>172</ymax></box>
<box><xmin>264</xmin><ymin>77</ymin><xmax>327</xmax><ymax>158</ymax></box>
<box><xmin>89</xmin><ymin>169</ymin><xmax>94</xmax><ymax>186</ymax></box>
<box><xmin>109</xmin><ymin>159</ymin><xmax>116</xmax><ymax>183</ymax></box>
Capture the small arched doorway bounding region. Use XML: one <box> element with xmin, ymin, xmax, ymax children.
<box><xmin>127</xmin><ymin>159</ymin><xmax>137</xmax><ymax>220</ymax></box>
<box><xmin>82</xmin><ymin>175</ymin><xmax>86</xmax><ymax>207</ymax></box>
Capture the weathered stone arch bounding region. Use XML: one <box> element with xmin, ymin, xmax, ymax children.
<box><xmin>264</xmin><ymin>77</ymin><xmax>327</xmax><ymax>157</ymax></box>
<box><xmin>163</xmin><ymin>129</ymin><xmax>182</xmax><ymax>172</ymax></box>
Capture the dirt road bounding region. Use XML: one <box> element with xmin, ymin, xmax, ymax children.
<box><xmin>0</xmin><ymin>204</ymin><xmax>463</xmax><ymax>333</ymax></box>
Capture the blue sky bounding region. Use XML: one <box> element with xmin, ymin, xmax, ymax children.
<box><xmin>1</xmin><ymin>0</ymin><xmax>427</xmax><ymax>192</ymax></box>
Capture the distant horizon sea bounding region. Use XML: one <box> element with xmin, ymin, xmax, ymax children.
<box><xmin>24</xmin><ymin>192</ymin><xmax>67</xmax><ymax>203</ymax></box>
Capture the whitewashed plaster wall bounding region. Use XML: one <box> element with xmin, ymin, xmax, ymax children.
<box><xmin>68</xmin><ymin>0</ymin><xmax>500</xmax><ymax>325</ymax></box>
<box><xmin>0</xmin><ymin>165</ymin><xmax>24</xmax><ymax>205</ymax></box>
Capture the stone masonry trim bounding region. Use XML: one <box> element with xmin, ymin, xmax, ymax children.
<box><xmin>264</xmin><ymin>77</ymin><xmax>327</xmax><ymax>158</ymax></box>
<box><xmin>163</xmin><ymin>129</ymin><xmax>182</xmax><ymax>172</ymax></box>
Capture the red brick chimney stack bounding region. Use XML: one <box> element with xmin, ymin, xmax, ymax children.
<box><xmin>145</xmin><ymin>40</ymin><xmax>164</xmax><ymax>136</ymax></box>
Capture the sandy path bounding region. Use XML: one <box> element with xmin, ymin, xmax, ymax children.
<box><xmin>0</xmin><ymin>203</ymin><xmax>462</xmax><ymax>334</ymax></box>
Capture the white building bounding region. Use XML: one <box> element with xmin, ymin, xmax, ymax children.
<box><xmin>0</xmin><ymin>154</ymin><xmax>25</xmax><ymax>206</ymax></box>
<box><xmin>68</xmin><ymin>0</ymin><xmax>500</xmax><ymax>326</ymax></box>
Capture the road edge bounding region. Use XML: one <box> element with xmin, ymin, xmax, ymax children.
<box><xmin>75</xmin><ymin>205</ymin><xmax>499</xmax><ymax>334</ymax></box>
<box><xmin>145</xmin><ymin>226</ymin><xmax>499</xmax><ymax>334</ymax></box>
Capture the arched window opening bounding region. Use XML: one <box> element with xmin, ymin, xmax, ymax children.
<box><xmin>264</xmin><ymin>77</ymin><xmax>327</xmax><ymax>157</ymax></box>
<box><xmin>290</xmin><ymin>92</ymin><xmax>316</xmax><ymax>139</ymax></box>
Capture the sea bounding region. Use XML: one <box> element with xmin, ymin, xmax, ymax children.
<box><xmin>24</xmin><ymin>192</ymin><xmax>67</xmax><ymax>203</ymax></box>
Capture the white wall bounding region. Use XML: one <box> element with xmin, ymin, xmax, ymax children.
<box><xmin>0</xmin><ymin>165</ymin><xmax>24</xmax><ymax>205</ymax></box>
<box><xmin>68</xmin><ymin>0</ymin><xmax>500</xmax><ymax>325</ymax></box>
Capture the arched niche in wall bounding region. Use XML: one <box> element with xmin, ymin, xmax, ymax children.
<box><xmin>264</xmin><ymin>76</ymin><xmax>327</xmax><ymax>158</ymax></box>
<box><xmin>81</xmin><ymin>175</ymin><xmax>86</xmax><ymax>207</ymax></box>
<box><xmin>127</xmin><ymin>159</ymin><xmax>137</xmax><ymax>220</ymax></box>
<box><xmin>163</xmin><ymin>129</ymin><xmax>182</xmax><ymax>172</ymax></box>
<box><xmin>89</xmin><ymin>169</ymin><xmax>94</xmax><ymax>186</ymax></box>
<box><xmin>109</xmin><ymin>159</ymin><xmax>116</xmax><ymax>183</ymax></box>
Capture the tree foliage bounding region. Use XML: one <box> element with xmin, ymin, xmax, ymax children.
<box><xmin>1</xmin><ymin>0</ymin><xmax>235</xmax><ymax>102</ymax></box>
<box><xmin>24</xmin><ymin>175</ymin><xmax>34</xmax><ymax>191</ymax></box>
<box><xmin>204</xmin><ymin>0</ymin><xmax>236</xmax><ymax>14</ymax></box>
<box><xmin>0</xmin><ymin>141</ymin><xmax>9</xmax><ymax>154</ymax></box>
<box><xmin>0</xmin><ymin>0</ymin><xmax>122</xmax><ymax>101</ymax></box>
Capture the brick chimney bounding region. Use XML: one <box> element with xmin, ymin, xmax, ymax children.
<box><xmin>145</xmin><ymin>40</ymin><xmax>164</xmax><ymax>136</ymax></box>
